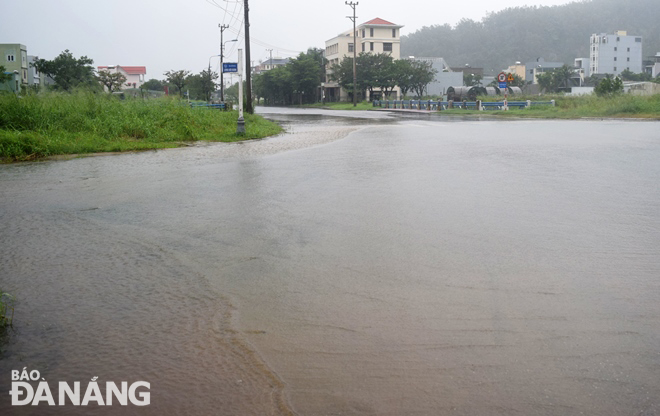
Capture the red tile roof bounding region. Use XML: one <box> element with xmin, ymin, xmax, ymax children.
<box><xmin>362</xmin><ymin>18</ymin><xmax>397</xmax><ymax>26</ymax></box>
<box><xmin>97</xmin><ymin>66</ymin><xmax>146</xmax><ymax>75</ymax></box>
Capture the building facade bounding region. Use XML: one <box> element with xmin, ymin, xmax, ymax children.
<box><xmin>589</xmin><ymin>31</ymin><xmax>643</xmax><ymax>75</ymax></box>
<box><xmin>1</xmin><ymin>44</ymin><xmax>28</xmax><ymax>90</ymax></box>
<box><xmin>254</xmin><ymin>58</ymin><xmax>290</xmax><ymax>74</ymax></box>
<box><xmin>97</xmin><ymin>65</ymin><xmax>147</xmax><ymax>89</ymax></box>
<box><xmin>645</xmin><ymin>52</ymin><xmax>660</xmax><ymax>78</ymax></box>
<box><xmin>324</xmin><ymin>18</ymin><xmax>403</xmax><ymax>101</ymax></box>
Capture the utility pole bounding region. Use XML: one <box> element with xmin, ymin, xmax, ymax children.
<box><xmin>244</xmin><ymin>0</ymin><xmax>253</xmax><ymax>114</ymax></box>
<box><xmin>219</xmin><ymin>24</ymin><xmax>229</xmax><ymax>102</ymax></box>
<box><xmin>346</xmin><ymin>1</ymin><xmax>358</xmax><ymax>107</ymax></box>
<box><xmin>266</xmin><ymin>49</ymin><xmax>273</xmax><ymax>70</ymax></box>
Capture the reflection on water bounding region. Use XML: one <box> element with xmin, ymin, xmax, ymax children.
<box><xmin>1</xmin><ymin>110</ymin><xmax>659</xmax><ymax>415</ymax></box>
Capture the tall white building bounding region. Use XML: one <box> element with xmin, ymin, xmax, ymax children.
<box><xmin>590</xmin><ymin>31</ymin><xmax>643</xmax><ymax>75</ymax></box>
<box><xmin>324</xmin><ymin>18</ymin><xmax>403</xmax><ymax>102</ymax></box>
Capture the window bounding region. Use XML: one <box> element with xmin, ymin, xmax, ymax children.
<box><xmin>7</xmin><ymin>54</ymin><xmax>15</xmax><ymax>62</ymax></box>
<box><xmin>614</xmin><ymin>57</ymin><xmax>617</xmax><ymax>61</ymax></box>
<box><xmin>627</xmin><ymin>57</ymin><xmax>630</xmax><ymax>62</ymax></box>
<box><xmin>614</xmin><ymin>66</ymin><xmax>617</xmax><ymax>71</ymax></box>
<box><xmin>635</xmin><ymin>37</ymin><xmax>642</xmax><ymax>42</ymax></box>
<box><xmin>370</xmin><ymin>42</ymin><xmax>374</xmax><ymax>51</ymax></box>
<box><xmin>627</xmin><ymin>47</ymin><xmax>630</xmax><ymax>52</ymax></box>
<box><xmin>370</xmin><ymin>28</ymin><xmax>374</xmax><ymax>37</ymax></box>
<box><xmin>616</xmin><ymin>37</ymin><xmax>620</xmax><ymax>41</ymax></box>
<box><xmin>392</xmin><ymin>29</ymin><xmax>396</xmax><ymax>38</ymax></box>
<box><xmin>614</xmin><ymin>47</ymin><xmax>617</xmax><ymax>51</ymax></box>
<box><xmin>383</xmin><ymin>43</ymin><xmax>392</xmax><ymax>52</ymax></box>
<box><xmin>362</xmin><ymin>43</ymin><xmax>365</xmax><ymax>52</ymax></box>
<box><xmin>362</xmin><ymin>29</ymin><xmax>365</xmax><ymax>38</ymax></box>
<box><xmin>348</xmin><ymin>43</ymin><xmax>354</xmax><ymax>53</ymax></box>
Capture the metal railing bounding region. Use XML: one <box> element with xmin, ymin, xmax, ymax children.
<box><xmin>372</xmin><ymin>100</ymin><xmax>555</xmax><ymax>111</ymax></box>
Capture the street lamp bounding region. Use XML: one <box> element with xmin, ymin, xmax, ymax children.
<box><xmin>221</xmin><ymin>39</ymin><xmax>238</xmax><ymax>102</ymax></box>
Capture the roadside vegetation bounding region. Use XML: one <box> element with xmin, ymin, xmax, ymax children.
<box><xmin>0</xmin><ymin>91</ymin><xmax>283</xmax><ymax>162</ymax></box>
<box><xmin>436</xmin><ymin>94</ymin><xmax>660</xmax><ymax>119</ymax></box>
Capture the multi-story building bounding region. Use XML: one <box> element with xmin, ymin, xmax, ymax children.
<box><xmin>324</xmin><ymin>17</ymin><xmax>403</xmax><ymax>101</ymax></box>
<box><xmin>1</xmin><ymin>44</ymin><xmax>28</xmax><ymax>90</ymax></box>
<box><xmin>589</xmin><ymin>31</ymin><xmax>643</xmax><ymax>75</ymax></box>
<box><xmin>524</xmin><ymin>57</ymin><xmax>565</xmax><ymax>83</ymax></box>
<box><xmin>645</xmin><ymin>52</ymin><xmax>660</xmax><ymax>78</ymax></box>
<box><xmin>97</xmin><ymin>65</ymin><xmax>147</xmax><ymax>89</ymax></box>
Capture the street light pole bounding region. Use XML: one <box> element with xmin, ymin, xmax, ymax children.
<box><xmin>346</xmin><ymin>1</ymin><xmax>358</xmax><ymax>107</ymax></box>
<box><xmin>244</xmin><ymin>0</ymin><xmax>253</xmax><ymax>114</ymax></box>
<box><xmin>219</xmin><ymin>24</ymin><xmax>229</xmax><ymax>102</ymax></box>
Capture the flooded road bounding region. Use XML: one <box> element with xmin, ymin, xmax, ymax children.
<box><xmin>1</xmin><ymin>108</ymin><xmax>659</xmax><ymax>415</ymax></box>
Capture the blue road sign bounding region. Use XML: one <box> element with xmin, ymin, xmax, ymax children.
<box><xmin>498</xmin><ymin>81</ymin><xmax>508</xmax><ymax>89</ymax></box>
<box><xmin>222</xmin><ymin>63</ymin><xmax>238</xmax><ymax>73</ymax></box>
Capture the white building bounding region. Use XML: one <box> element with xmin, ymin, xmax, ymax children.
<box><xmin>589</xmin><ymin>31</ymin><xmax>643</xmax><ymax>75</ymax></box>
<box><xmin>324</xmin><ymin>17</ymin><xmax>403</xmax><ymax>102</ymax></box>
<box><xmin>645</xmin><ymin>52</ymin><xmax>660</xmax><ymax>78</ymax></box>
<box><xmin>97</xmin><ymin>65</ymin><xmax>147</xmax><ymax>89</ymax></box>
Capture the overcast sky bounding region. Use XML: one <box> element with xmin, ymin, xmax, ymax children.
<box><xmin>2</xmin><ymin>0</ymin><xmax>574</xmax><ymax>82</ymax></box>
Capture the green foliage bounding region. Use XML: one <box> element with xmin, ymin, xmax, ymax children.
<box><xmin>142</xmin><ymin>78</ymin><xmax>165</xmax><ymax>92</ymax></box>
<box><xmin>253</xmin><ymin>49</ymin><xmax>324</xmax><ymax>105</ymax></box>
<box><xmin>401</xmin><ymin>0</ymin><xmax>660</xmax><ymax>74</ymax></box>
<box><xmin>330</xmin><ymin>54</ymin><xmax>436</xmax><ymax>99</ymax></box>
<box><xmin>32</xmin><ymin>50</ymin><xmax>98</xmax><ymax>92</ymax></box>
<box><xmin>594</xmin><ymin>75</ymin><xmax>624</xmax><ymax>97</ymax></box>
<box><xmin>164</xmin><ymin>70</ymin><xmax>191</xmax><ymax>97</ymax></box>
<box><xmin>98</xmin><ymin>70</ymin><xmax>127</xmax><ymax>93</ymax></box>
<box><xmin>619</xmin><ymin>69</ymin><xmax>652</xmax><ymax>82</ymax></box>
<box><xmin>536</xmin><ymin>65</ymin><xmax>575</xmax><ymax>93</ymax></box>
<box><xmin>0</xmin><ymin>65</ymin><xmax>13</xmax><ymax>83</ymax></box>
<box><xmin>0</xmin><ymin>92</ymin><xmax>282</xmax><ymax>161</ymax></box>
<box><xmin>185</xmin><ymin>69</ymin><xmax>218</xmax><ymax>101</ymax></box>
<box><xmin>463</xmin><ymin>72</ymin><xmax>482</xmax><ymax>87</ymax></box>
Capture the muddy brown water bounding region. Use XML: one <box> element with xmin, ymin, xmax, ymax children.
<box><xmin>1</xmin><ymin>109</ymin><xmax>659</xmax><ymax>415</ymax></box>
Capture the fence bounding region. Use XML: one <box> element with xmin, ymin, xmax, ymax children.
<box><xmin>372</xmin><ymin>100</ymin><xmax>555</xmax><ymax>111</ymax></box>
<box><xmin>189</xmin><ymin>102</ymin><xmax>227</xmax><ymax>110</ymax></box>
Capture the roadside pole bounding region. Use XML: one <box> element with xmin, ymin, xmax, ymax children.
<box><xmin>237</xmin><ymin>49</ymin><xmax>245</xmax><ymax>134</ymax></box>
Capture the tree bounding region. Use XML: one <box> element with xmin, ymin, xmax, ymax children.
<box><xmin>289</xmin><ymin>52</ymin><xmax>323</xmax><ymax>104</ymax></box>
<box><xmin>594</xmin><ymin>75</ymin><xmax>624</xmax><ymax>97</ymax></box>
<box><xmin>32</xmin><ymin>50</ymin><xmax>97</xmax><ymax>91</ymax></box>
<box><xmin>392</xmin><ymin>60</ymin><xmax>414</xmax><ymax>97</ymax></box>
<box><xmin>98</xmin><ymin>70</ymin><xmax>127</xmax><ymax>93</ymax></box>
<box><xmin>409</xmin><ymin>60</ymin><xmax>437</xmax><ymax>98</ymax></box>
<box><xmin>164</xmin><ymin>70</ymin><xmax>190</xmax><ymax>97</ymax></box>
<box><xmin>619</xmin><ymin>69</ymin><xmax>652</xmax><ymax>82</ymax></box>
<box><xmin>463</xmin><ymin>72</ymin><xmax>482</xmax><ymax>86</ymax></box>
<box><xmin>536</xmin><ymin>65</ymin><xmax>575</xmax><ymax>93</ymax></box>
<box><xmin>142</xmin><ymin>78</ymin><xmax>165</xmax><ymax>91</ymax></box>
<box><xmin>0</xmin><ymin>65</ymin><xmax>13</xmax><ymax>85</ymax></box>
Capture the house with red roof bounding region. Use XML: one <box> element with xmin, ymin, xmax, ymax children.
<box><xmin>324</xmin><ymin>18</ymin><xmax>403</xmax><ymax>102</ymax></box>
<box><xmin>97</xmin><ymin>65</ymin><xmax>147</xmax><ymax>90</ymax></box>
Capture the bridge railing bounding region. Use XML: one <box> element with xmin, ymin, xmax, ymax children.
<box><xmin>372</xmin><ymin>99</ymin><xmax>555</xmax><ymax>111</ymax></box>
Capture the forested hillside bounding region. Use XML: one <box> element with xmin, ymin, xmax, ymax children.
<box><xmin>401</xmin><ymin>0</ymin><xmax>660</xmax><ymax>75</ymax></box>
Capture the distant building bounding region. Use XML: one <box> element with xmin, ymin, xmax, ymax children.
<box><xmin>324</xmin><ymin>17</ymin><xmax>403</xmax><ymax>101</ymax></box>
<box><xmin>505</xmin><ymin>62</ymin><xmax>526</xmax><ymax>79</ymax></box>
<box><xmin>524</xmin><ymin>57</ymin><xmax>565</xmax><ymax>83</ymax></box>
<box><xmin>589</xmin><ymin>31</ymin><xmax>643</xmax><ymax>75</ymax></box>
<box><xmin>645</xmin><ymin>52</ymin><xmax>660</xmax><ymax>78</ymax></box>
<box><xmin>97</xmin><ymin>65</ymin><xmax>147</xmax><ymax>89</ymax></box>
<box><xmin>27</xmin><ymin>55</ymin><xmax>42</xmax><ymax>88</ymax></box>
<box><xmin>254</xmin><ymin>57</ymin><xmax>289</xmax><ymax>74</ymax></box>
<box><xmin>1</xmin><ymin>44</ymin><xmax>28</xmax><ymax>89</ymax></box>
<box><xmin>408</xmin><ymin>57</ymin><xmax>461</xmax><ymax>96</ymax></box>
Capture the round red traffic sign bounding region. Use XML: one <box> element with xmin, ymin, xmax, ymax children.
<box><xmin>498</xmin><ymin>72</ymin><xmax>507</xmax><ymax>82</ymax></box>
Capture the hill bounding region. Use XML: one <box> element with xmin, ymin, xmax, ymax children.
<box><xmin>401</xmin><ymin>0</ymin><xmax>660</xmax><ymax>75</ymax></box>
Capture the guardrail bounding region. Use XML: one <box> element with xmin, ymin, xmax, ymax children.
<box><xmin>372</xmin><ymin>99</ymin><xmax>555</xmax><ymax>111</ymax></box>
<box><xmin>189</xmin><ymin>102</ymin><xmax>227</xmax><ymax>110</ymax></box>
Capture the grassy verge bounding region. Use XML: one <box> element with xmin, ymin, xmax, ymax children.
<box><xmin>0</xmin><ymin>92</ymin><xmax>283</xmax><ymax>162</ymax></box>
<box><xmin>434</xmin><ymin>94</ymin><xmax>660</xmax><ymax>119</ymax></box>
<box><xmin>302</xmin><ymin>101</ymin><xmax>374</xmax><ymax>111</ymax></box>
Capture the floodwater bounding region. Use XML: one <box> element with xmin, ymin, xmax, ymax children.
<box><xmin>1</xmin><ymin>108</ymin><xmax>659</xmax><ymax>415</ymax></box>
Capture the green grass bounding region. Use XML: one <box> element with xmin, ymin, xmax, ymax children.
<box><xmin>0</xmin><ymin>291</ymin><xmax>14</xmax><ymax>330</ymax></box>
<box><xmin>0</xmin><ymin>92</ymin><xmax>283</xmax><ymax>161</ymax></box>
<box><xmin>440</xmin><ymin>94</ymin><xmax>660</xmax><ymax>119</ymax></box>
<box><xmin>303</xmin><ymin>101</ymin><xmax>374</xmax><ymax>110</ymax></box>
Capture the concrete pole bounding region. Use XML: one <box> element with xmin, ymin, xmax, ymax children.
<box><xmin>237</xmin><ymin>49</ymin><xmax>245</xmax><ymax>134</ymax></box>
